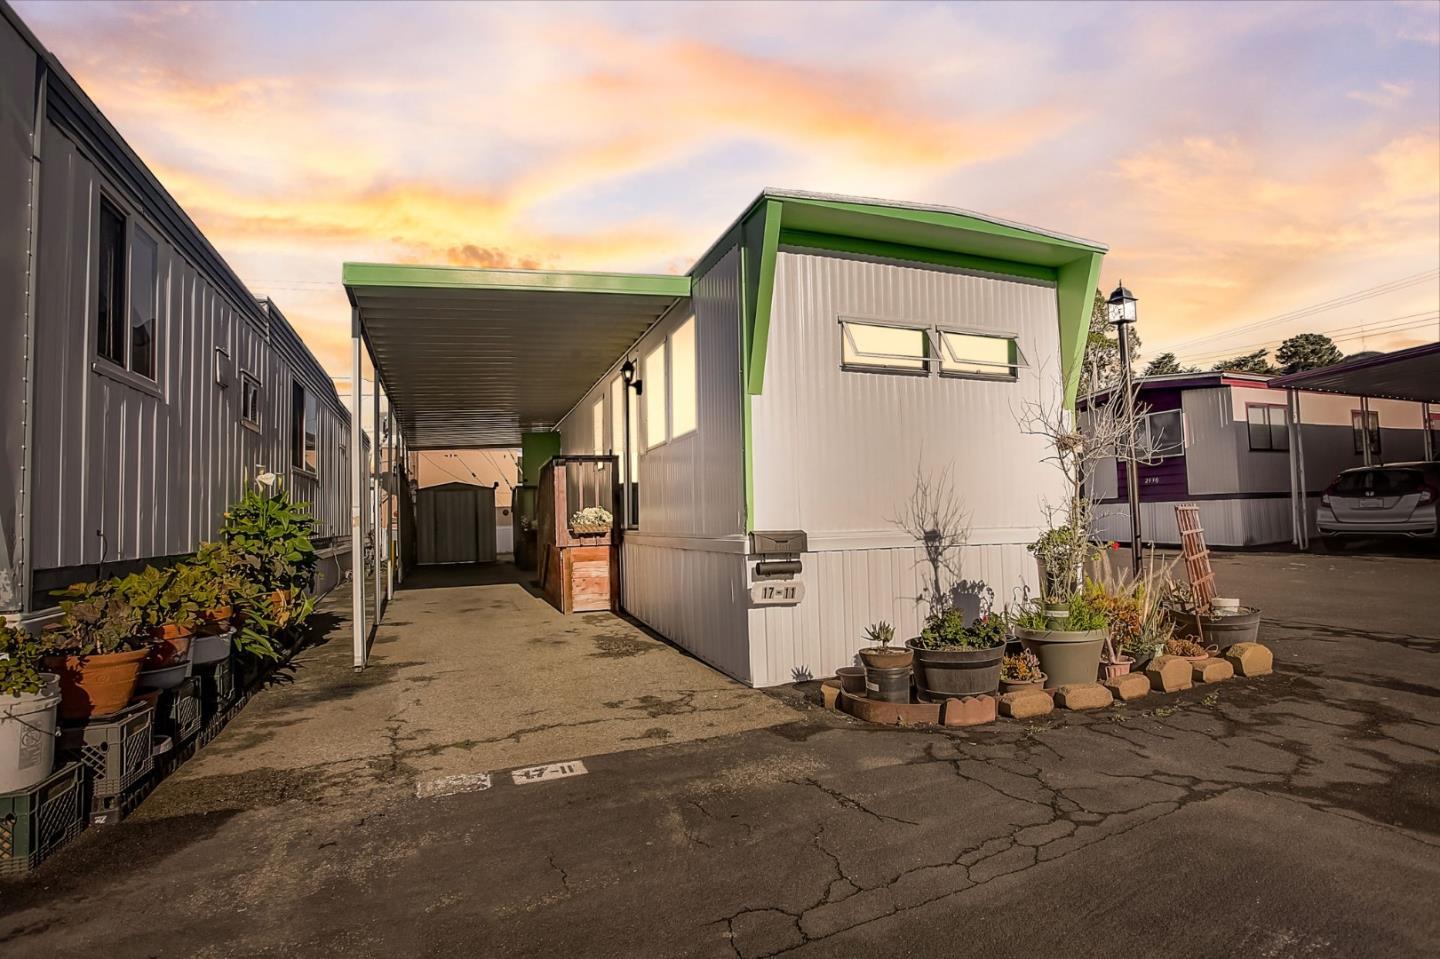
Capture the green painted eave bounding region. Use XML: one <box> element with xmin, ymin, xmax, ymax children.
<box><xmin>343</xmin><ymin>262</ymin><xmax>691</xmax><ymax>300</ymax></box>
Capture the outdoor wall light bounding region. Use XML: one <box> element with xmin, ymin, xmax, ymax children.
<box><xmin>621</xmin><ymin>357</ymin><xmax>642</xmax><ymax>395</ymax></box>
<box><xmin>1106</xmin><ymin>282</ymin><xmax>1138</xmax><ymax>325</ymax></box>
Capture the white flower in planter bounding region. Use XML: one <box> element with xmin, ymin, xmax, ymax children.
<box><xmin>569</xmin><ymin>506</ymin><xmax>613</xmax><ymax>533</ymax></box>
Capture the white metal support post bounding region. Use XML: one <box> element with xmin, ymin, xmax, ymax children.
<box><xmin>350</xmin><ymin>308</ymin><xmax>367</xmax><ymax>668</ymax></box>
<box><xmin>396</xmin><ymin>431</ymin><xmax>406</xmax><ymax>585</ymax></box>
<box><xmin>373</xmin><ymin>375</ymin><xmax>383</xmax><ymax>625</ymax></box>
<box><xmin>386</xmin><ymin>409</ymin><xmax>395</xmax><ymax>601</ymax></box>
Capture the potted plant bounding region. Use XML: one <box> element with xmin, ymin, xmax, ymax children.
<box><xmin>907</xmin><ymin>606</ymin><xmax>1007</xmax><ymax>701</ymax></box>
<box><xmin>569</xmin><ymin>506</ymin><xmax>613</xmax><ymax>537</ymax></box>
<box><xmin>1013</xmin><ymin>589</ymin><xmax>1109</xmax><ymax>689</ymax></box>
<box><xmin>1162</xmin><ymin>580</ymin><xmax>1262</xmax><ymax>652</ymax></box>
<box><xmin>2</xmin><ymin>617</ymin><xmax>62</xmax><ymax>792</ymax></box>
<box><xmin>116</xmin><ymin>566</ymin><xmax>199</xmax><ymax>679</ymax></box>
<box><xmin>220</xmin><ymin>485</ymin><xmax>318</xmax><ymax>614</ymax></box>
<box><xmin>1027</xmin><ymin>525</ymin><xmax>1094</xmax><ymax>621</ymax></box>
<box><xmin>857</xmin><ymin>621</ymin><xmax>910</xmax><ymax>669</ymax></box>
<box><xmin>999</xmin><ymin>650</ymin><xmax>1046</xmax><ymax>694</ymax></box>
<box><xmin>40</xmin><ymin>582</ymin><xmax>150</xmax><ymax>720</ymax></box>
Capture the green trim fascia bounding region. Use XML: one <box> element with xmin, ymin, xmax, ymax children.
<box><xmin>746</xmin><ymin>200</ymin><xmax>783</xmax><ymax>396</ymax></box>
<box><xmin>778</xmin><ymin>229</ymin><xmax>1057</xmax><ymax>283</ymax></box>
<box><xmin>779</xmin><ymin>197</ymin><xmax>1105</xmax><ymax>258</ymax></box>
<box><xmin>343</xmin><ymin>262</ymin><xmax>691</xmax><ymax>298</ymax></box>
<box><xmin>738</xmin><ymin>224</ymin><xmax>757</xmax><ymax>533</ymax></box>
<box><xmin>1055</xmin><ymin>252</ymin><xmax>1105</xmax><ymax>410</ymax></box>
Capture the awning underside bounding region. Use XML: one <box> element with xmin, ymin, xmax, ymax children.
<box><xmin>351</xmin><ymin>284</ymin><xmax>683</xmax><ymax>448</ymax></box>
<box><xmin>1272</xmin><ymin>343</ymin><xmax>1440</xmax><ymax>404</ymax></box>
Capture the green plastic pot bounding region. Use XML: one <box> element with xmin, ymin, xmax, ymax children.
<box><xmin>1014</xmin><ymin>627</ymin><xmax>1107</xmax><ymax>689</ymax></box>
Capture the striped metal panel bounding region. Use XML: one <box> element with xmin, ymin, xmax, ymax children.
<box><xmin>751</xmin><ymin>249</ymin><xmax>1066</xmax><ymax>538</ymax></box>
<box><xmin>558</xmin><ymin>247</ymin><xmax>744</xmax><ymax>538</ymax></box>
<box><xmin>744</xmin><ymin>543</ymin><xmax>1036</xmax><ymax>688</ymax></box>
<box><xmin>26</xmin><ymin>120</ymin><xmax>350</xmax><ymax>584</ymax></box>
<box><xmin>621</xmin><ymin>541</ymin><xmax>751</xmax><ymax>683</ymax></box>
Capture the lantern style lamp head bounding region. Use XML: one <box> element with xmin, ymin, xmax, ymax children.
<box><xmin>620</xmin><ymin>357</ymin><xmax>642</xmax><ymax>395</ymax></box>
<box><xmin>1107</xmin><ymin>282</ymin><xmax>1138</xmax><ymax>325</ymax></box>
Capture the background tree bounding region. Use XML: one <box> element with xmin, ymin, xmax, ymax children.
<box><xmin>1210</xmin><ymin>349</ymin><xmax>1278</xmax><ymax>374</ymax></box>
<box><xmin>1144</xmin><ymin>352</ymin><xmax>1181</xmax><ymax>376</ymax></box>
<box><xmin>1275</xmin><ymin>332</ymin><xmax>1343</xmax><ymax>373</ymax></box>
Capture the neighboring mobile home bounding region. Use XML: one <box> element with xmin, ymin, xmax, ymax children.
<box><xmin>1089</xmin><ymin>372</ymin><xmax>1433</xmax><ymax>547</ymax></box>
<box><xmin>0</xmin><ymin>5</ymin><xmax>354</xmax><ymax>622</ymax></box>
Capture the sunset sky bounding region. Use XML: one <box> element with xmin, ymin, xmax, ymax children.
<box><xmin>16</xmin><ymin>0</ymin><xmax>1440</xmax><ymax>374</ymax></box>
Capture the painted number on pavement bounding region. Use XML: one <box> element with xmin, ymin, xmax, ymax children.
<box><xmin>511</xmin><ymin>760</ymin><xmax>588</xmax><ymax>785</ymax></box>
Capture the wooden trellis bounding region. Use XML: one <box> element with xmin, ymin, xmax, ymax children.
<box><xmin>1175</xmin><ymin>504</ymin><xmax>1215</xmax><ymax>611</ymax></box>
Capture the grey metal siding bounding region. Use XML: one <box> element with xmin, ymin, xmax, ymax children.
<box><xmin>0</xmin><ymin>19</ymin><xmax>37</xmax><ymax>611</ymax></box>
<box><xmin>26</xmin><ymin>116</ymin><xmax>349</xmax><ymax>593</ymax></box>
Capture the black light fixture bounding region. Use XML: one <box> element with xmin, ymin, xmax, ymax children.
<box><xmin>621</xmin><ymin>357</ymin><xmax>642</xmax><ymax>395</ymax></box>
<box><xmin>1106</xmin><ymin>282</ymin><xmax>1138</xmax><ymax>325</ymax></box>
<box><xmin>1107</xmin><ymin>280</ymin><xmax>1142</xmax><ymax>573</ymax></box>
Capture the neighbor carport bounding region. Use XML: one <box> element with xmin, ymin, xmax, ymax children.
<box><xmin>1272</xmin><ymin>342</ymin><xmax>1440</xmax><ymax>548</ymax></box>
<box><xmin>342</xmin><ymin>264</ymin><xmax>691</xmax><ymax>667</ymax></box>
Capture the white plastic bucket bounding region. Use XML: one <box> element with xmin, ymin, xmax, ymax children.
<box><xmin>1212</xmin><ymin>598</ymin><xmax>1241</xmax><ymax>616</ymax></box>
<box><xmin>1</xmin><ymin>672</ymin><xmax>61</xmax><ymax>793</ymax></box>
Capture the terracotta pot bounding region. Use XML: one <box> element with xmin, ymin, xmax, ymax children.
<box><xmin>42</xmin><ymin>647</ymin><xmax>150</xmax><ymax>721</ymax></box>
<box><xmin>270</xmin><ymin>590</ymin><xmax>291</xmax><ymax>611</ymax></box>
<box><xmin>148</xmin><ymin>622</ymin><xmax>195</xmax><ymax>642</ymax></box>
<box><xmin>145</xmin><ymin>636</ymin><xmax>192</xmax><ymax>668</ymax></box>
<box><xmin>836</xmin><ymin>666</ymin><xmax>866</xmax><ymax>695</ymax></box>
<box><xmin>1102</xmin><ymin>655</ymin><xmax>1135</xmax><ymax>681</ymax></box>
<box><xmin>200</xmin><ymin>606</ymin><xmax>233</xmax><ymax>626</ymax></box>
<box><xmin>999</xmin><ymin>673</ymin><xmax>1047</xmax><ymax>695</ymax></box>
<box><xmin>130</xmin><ymin>688</ymin><xmax>163</xmax><ymax>712</ymax></box>
<box><xmin>858</xmin><ymin>646</ymin><xmax>913</xmax><ymax>670</ymax></box>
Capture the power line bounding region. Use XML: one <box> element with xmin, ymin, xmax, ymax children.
<box><xmin>1161</xmin><ymin>268</ymin><xmax>1440</xmax><ymax>353</ymax></box>
<box><xmin>1174</xmin><ymin>310</ymin><xmax>1440</xmax><ymax>365</ymax></box>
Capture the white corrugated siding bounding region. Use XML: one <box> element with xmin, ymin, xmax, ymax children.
<box><xmin>622</xmin><ymin>541</ymin><xmax>751</xmax><ymax>683</ymax></box>
<box><xmin>557</xmin><ymin>248</ymin><xmax>744</xmax><ymax>538</ymax></box>
<box><xmin>744</xmin><ymin>543</ymin><xmax>1035</xmax><ymax>687</ymax></box>
<box><xmin>751</xmin><ymin>250</ymin><xmax>1065</xmax><ymax>538</ymax></box>
<box><xmin>1094</xmin><ymin>499</ymin><xmax>1294</xmax><ymax>547</ymax></box>
<box><xmin>28</xmin><ymin>121</ymin><xmax>349</xmax><ymax>580</ymax></box>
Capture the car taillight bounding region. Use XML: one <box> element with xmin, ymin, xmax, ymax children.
<box><xmin>1321</xmin><ymin>483</ymin><xmax>1336</xmax><ymax>508</ymax></box>
<box><xmin>1420</xmin><ymin>484</ymin><xmax>1438</xmax><ymax>505</ymax></box>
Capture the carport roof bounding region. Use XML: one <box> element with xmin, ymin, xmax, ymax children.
<box><xmin>344</xmin><ymin>264</ymin><xmax>690</xmax><ymax>448</ymax></box>
<box><xmin>1270</xmin><ymin>342</ymin><xmax>1440</xmax><ymax>404</ymax></box>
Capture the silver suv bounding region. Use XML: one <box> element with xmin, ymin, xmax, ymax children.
<box><xmin>1317</xmin><ymin>461</ymin><xmax>1440</xmax><ymax>543</ymax></box>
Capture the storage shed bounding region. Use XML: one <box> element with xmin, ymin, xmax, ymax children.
<box><xmin>345</xmin><ymin>191</ymin><xmax>1106</xmax><ymax>685</ymax></box>
<box><xmin>0</xmin><ymin>5</ymin><xmax>356</xmax><ymax>620</ymax></box>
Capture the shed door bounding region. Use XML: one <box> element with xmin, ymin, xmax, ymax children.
<box><xmin>416</xmin><ymin>487</ymin><xmax>496</xmax><ymax>564</ymax></box>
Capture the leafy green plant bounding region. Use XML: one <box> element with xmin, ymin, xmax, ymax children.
<box><xmin>1028</xmin><ymin>525</ymin><xmax>1097</xmax><ymax>601</ymax></box>
<box><xmin>863</xmin><ymin>621</ymin><xmax>896</xmax><ymax>649</ymax></box>
<box><xmin>220</xmin><ymin>486</ymin><xmax>318</xmax><ymax>595</ymax></box>
<box><xmin>914</xmin><ymin>608</ymin><xmax>1008</xmax><ymax>651</ymax></box>
<box><xmin>115</xmin><ymin>565</ymin><xmax>202</xmax><ymax>632</ymax></box>
<box><xmin>1</xmin><ymin>617</ymin><xmax>46</xmax><ymax>697</ymax></box>
<box><xmin>1063</xmin><ymin>589</ymin><xmax>1109</xmax><ymax>632</ymax></box>
<box><xmin>42</xmin><ymin>582</ymin><xmax>146</xmax><ymax>657</ymax></box>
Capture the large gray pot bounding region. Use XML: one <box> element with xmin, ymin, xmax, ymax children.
<box><xmin>1167</xmin><ymin>608</ymin><xmax>1261</xmax><ymax>650</ymax></box>
<box><xmin>906</xmin><ymin>639</ymin><xmax>1003</xmax><ymax>701</ymax></box>
<box><xmin>1014</xmin><ymin>627</ymin><xmax>1107</xmax><ymax>689</ymax></box>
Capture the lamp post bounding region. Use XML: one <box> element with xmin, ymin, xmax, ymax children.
<box><xmin>620</xmin><ymin>358</ymin><xmax>642</xmax><ymax>529</ymax></box>
<box><xmin>1107</xmin><ymin>282</ymin><xmax>1143</xmax><ymax>575</ymax></box>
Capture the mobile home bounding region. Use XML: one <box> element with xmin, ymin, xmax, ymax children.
<box><xmin>346</xmin><ymin>190</ymin><xmax>1106</xmax><ymax>685</ymax></box>
<box><xmin>1089</xmin><ymin>372</ymin><xmax>1433</xmax><ymax>547</ymax></box>
<box><xmin>0</xmin><ymin>6</ymin><xmax>354</xmax><ymax>621</ymax></box>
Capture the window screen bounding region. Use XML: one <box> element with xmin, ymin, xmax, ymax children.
<box><xmin>1141</xmin><ymin>409</ymin><xmax>1185</xmax><ymax>458</ymax></box>
<box><xmin>96</xmin><ymin>198</ymin><xmax>127</xmax><ymax>367</ymax></box>
<box><xmin>241</xmin><ymin>373</ymin><xmax>261</xmax><ymax>427</ymax></box>
<box><xmin>840</xmin><ymin>321</ymin><xmax>928</xmax><ymax>371</ymax></box>
<box><xmin>129</xmin><ymin>228</ymin><xmax>157</xmax><ymax>380</ymax></box>
<box><xmin>610</xmin><ymin>376</ymin><xmax>627</xmax><ymax>482</ymax></box>
<box><xmin>670</xmin><ymin>317</ymin><xmax>697</xmax><ymax>437</ymax></box>
<box><xmin>643</xmin><ymin>343</ymin><xmax>666</xmax><ymax>448</ymax></box>
<box><xmin>1246</xmin><ymin>405</ymin><xmax>1288</xmax><ymax>451</ymax></box>
<box><xmin>939</xmin><ymin>331</ymin><xmax>1019</xmax><ymax>378</ymax></box>
<box><xmin>1352</xmin><ymin>411</ymin><xmax>1381</xmax><ymax>455</ymax></box>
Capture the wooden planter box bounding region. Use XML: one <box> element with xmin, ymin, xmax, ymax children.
<box><xmin>536</xmin><ymin>456</ymin><xmax>620</xmax><ymax>614</ymax></box>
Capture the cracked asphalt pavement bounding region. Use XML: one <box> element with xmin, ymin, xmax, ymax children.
<box><xmin>1</xmin><ymin>550</ymin><xmax>1437</xmax><ymax>958</ymax></box>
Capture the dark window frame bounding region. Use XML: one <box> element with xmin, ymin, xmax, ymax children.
<box><xmin>240</xmin><ymin>371</ymin><xmax>262</xmax><ymax>431</ymax></box>
<box><xmin>1246</xmin><ymin>403</ymin><xmax>1289</xmax><ymax>452</ymax></box>
<box><xmin>1139</xmin><ymin>409</ymin><xmax>1186</xmax><ymax>459</ymax></box>
<box><xmin>93</xmin><ymin>192</ymin><xmax>160</xmax><ymax>384</ymax></box>
<box><xmin>1351</xmin><ymin>409</ymin><xmax>1381</xmax><ymax>456</ymax></box>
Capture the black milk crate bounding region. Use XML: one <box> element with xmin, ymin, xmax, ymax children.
<box><xmin>0</xmin><ymin>763</ymin><xmax>87</xmax><ymax>876</ymax></box>
<box><xmin>198</xmin><ymin>659</ymin><xmax>238</xmax><ymax>722</ymax></box>
<box><xmin>59</xmin><ymin>703</ymin><xmax>155</xmax><ymax>813</ymax></box>
<box><xmin>158</xmin><ymin>676</ymin><xmax>203</xmax><ymax>744</ymax></box>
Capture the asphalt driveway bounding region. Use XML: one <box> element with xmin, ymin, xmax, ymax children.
<box><xmin>2</xmin><ymin>550</ymin><xmax>1437</xmax><ymax>958</ymax></box>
